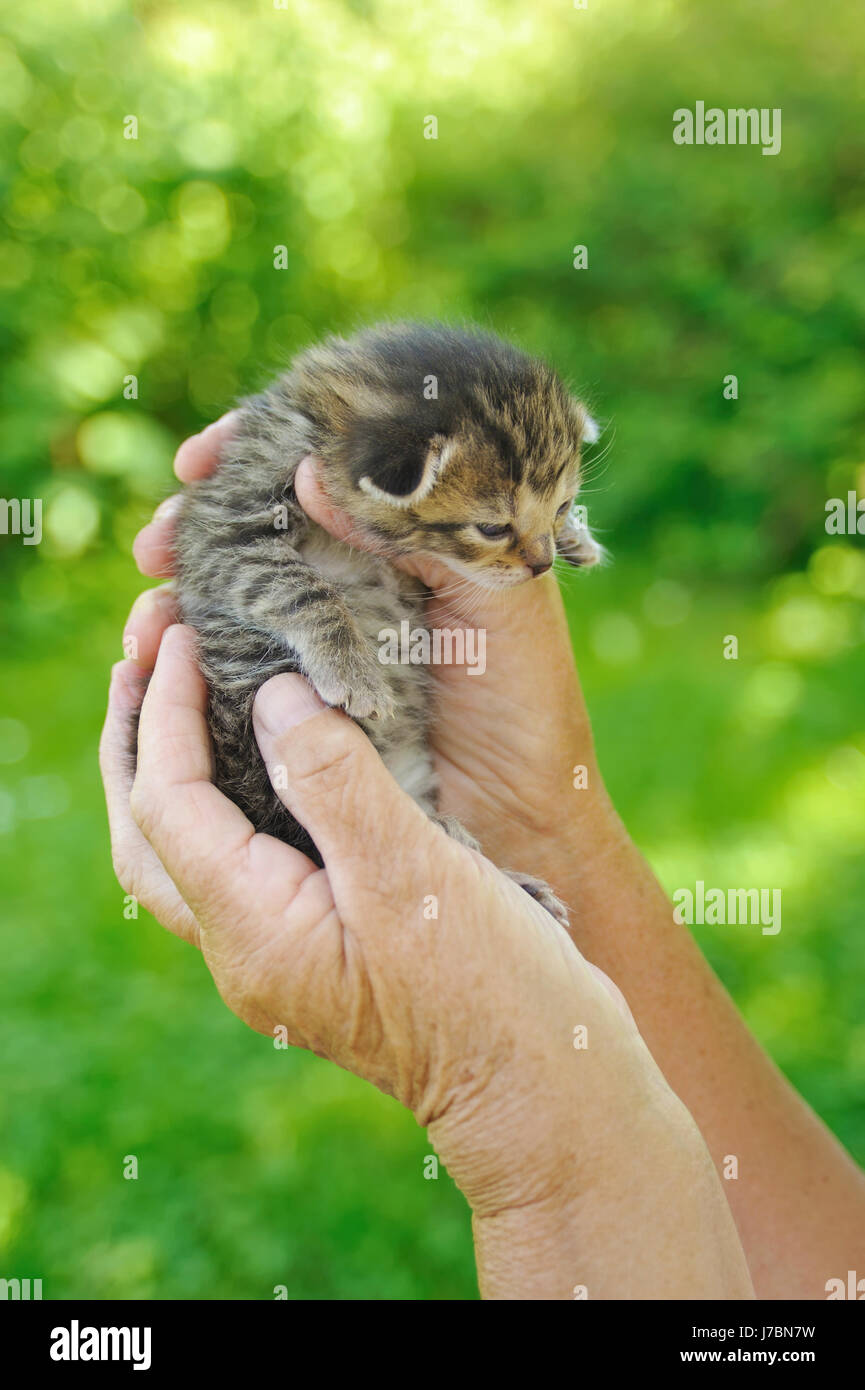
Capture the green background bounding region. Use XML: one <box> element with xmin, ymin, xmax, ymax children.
<box><xmin>1</xmin><ymin>0</ymin><xmax>864</xmax><ymax>1298</ymax></box>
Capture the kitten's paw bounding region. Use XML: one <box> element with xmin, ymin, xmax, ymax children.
<box><xmin>504</xmin><ymin>870</ymin><xmax>571</xmax><ymax>930</ymax></box>
<box><xmin>556</xmin><ymin>517</ymin><xmax>606</xmax><ymax>570</ymax></box>
<box><xmin>306</xmin><ymin>651</ymin><xmax>396</xmax><ymax>722</ymax></box>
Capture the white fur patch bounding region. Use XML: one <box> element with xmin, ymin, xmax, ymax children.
<box><xmin>581</xmin><ymin>412</ymin><xmax>600</xmax><ymax>445</ymax></box>
<box><xmin>380</xmin><ymin>742</ymin><xmax>435</xmax><ymax>801</ymax></box>
<box><xmin>297</xmin><ymin>528</ymin><xmax>384</xmax><ymax>584</ymax></box>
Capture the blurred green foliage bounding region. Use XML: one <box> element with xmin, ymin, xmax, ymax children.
<box><xmin>1</xmin><ymin>0</ymin><xmax>864</xmax><ymax>1298</ymax></box>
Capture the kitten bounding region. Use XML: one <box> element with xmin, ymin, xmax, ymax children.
<box><xmin>173</xmin><ymin>322</ymin><xmax>602</xmax><ymax>926</ymax></box>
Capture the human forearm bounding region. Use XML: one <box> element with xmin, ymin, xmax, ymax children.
<box><xmin>544</xmin><ymin>801</ymin><xmax>865</xmax><ymax>1300</ymax></box>
<box><xmin>465</xmin><ymin>1088</ymin><xmax>754</xmax><ymax>1301</ymax></box>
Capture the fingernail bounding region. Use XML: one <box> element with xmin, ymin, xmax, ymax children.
<box><xmin>154</xmin><ymin>494</ymin><xmax>183</xmax><ymax>523</ymax></box>
<box><xmin>253</xmin><ymin>674</ymin><xmax>326</xmax><ymax>737</ymax></box>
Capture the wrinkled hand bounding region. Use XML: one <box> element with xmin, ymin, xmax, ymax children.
<box><xmin>129</xmin><ymin>417</ymin><xmax>615</xmax><ymax>901</ymax></box>
<box><xmin>100</xmin><ymin>622</ymin><xmax>657</xmax><ymax>1227</ymax></box>
<box><xmin>106</xmin><ymin>424</ymin><xmax>756</xmax><ymax>1301</ymax></box>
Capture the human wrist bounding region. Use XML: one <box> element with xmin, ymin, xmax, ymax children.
<box><xmin>471</xmin><ymin>1131</ymin><xmax>753</xmax><ymax>1300</ymax></box>
<box><xmin>470</xmin><ymin>1189</ymin><xmax>588</xmax><ymax>1300</ymax></box>
<box><xmin>425</xmin><ymin>1020</ymin><xmax>669</xmax><ymax>1222</ymax></box>
<box><xmin>426</xmin><ymin>1070</ymin><xmax>586</xmax><ymax>1222</ymax></box>
<box><xmin>466</xmin><ymin>1090</ymin><xmax>752</xmax><ymax>1300</ymax></box>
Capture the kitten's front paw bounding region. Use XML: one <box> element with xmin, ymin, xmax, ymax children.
<box><xmin>556</xmin><ymin>517</ymin><xmax>605</xmax><ymax>569</ymax></box>
<box><xmin>305</xmin><ymin>649</ymin><xmax>396</xmax><ymax>722</ymax></box>
<box><xmin>504</xmin><ymin>870</ymin><xmax>571</xmax><ymax>930</ymax></box>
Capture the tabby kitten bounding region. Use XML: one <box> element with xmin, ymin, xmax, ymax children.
<box><xmin>174</xmin><ymin>322</ymin><xmax>602</xmax><ymax>926</ymax></box>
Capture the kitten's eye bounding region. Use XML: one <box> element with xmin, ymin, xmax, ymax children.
<box><xmin>475</xmin><ymin>522</ymin><xmax>512</xmax><ymax>539</ymax></box>
<box><xmin>556</xmin><ymin>499</ymin><xmax>573</xmax><ymax>517</ymax></box>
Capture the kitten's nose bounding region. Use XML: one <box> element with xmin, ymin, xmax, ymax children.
<box><xmin>522</xmin><ymin>536</ymin><xmax>554</xmax><ymax>577</ymax></box>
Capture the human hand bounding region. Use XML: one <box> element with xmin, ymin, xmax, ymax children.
<box><xmin>100</xmin><ymin>623</ymin><xmax>753</xmax><ymax>1299</ymax></box>
<box><xmin>130</xmin><ymin>417</ymin><xmax>616</xmax><ymax>901</ymax></box>
<box><xmin>102</xmin><ymin>621</ymin><xmax>624</xmax><ymax>1190</ymax></box>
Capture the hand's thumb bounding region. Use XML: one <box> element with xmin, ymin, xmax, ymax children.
<box><xmin>252</xmin><ymin>673</ymin><xmax>428</xmax><ymax>871</ymax></box>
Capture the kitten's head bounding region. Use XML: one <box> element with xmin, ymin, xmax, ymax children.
<box><xmin>289</xmin><ymin>323</ymin><xmax>603</xmax><ymax>589</ymax></box>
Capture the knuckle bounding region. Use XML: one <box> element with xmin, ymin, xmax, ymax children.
<box><xmin>110</xmin><ymin>846</ymin><xmax>133</xmax><ymax>894</ymax></box>
<box><xmin>291</xmin><ymin>730</ymin><xmax>363</xmax><ymax>801</ymax></box>
<box><xmin>128</xmin><ymin>775</ymin><xmax>159</xmax><ymax>841</ymax></box>
<box><xmin>109</xmin><ymin>832</ymin><xmax>143</xmax><ymax>900</ymax></box>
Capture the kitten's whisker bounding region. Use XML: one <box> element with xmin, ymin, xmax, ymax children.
<box><xmin>439</xmin><ymin>578</ymin><xmax>507</xmax><ymax>629</ymax></box>
<box><xmin>433</xmin><ymin>594</ymin><xmax>481</xmax><ymax>627</ymax></box>
<box><xmin>426</xmin><ymin>578</ymin><xmax>477</xmax><ymax>599</ymax></box>
<box><xmin>432</xmin><ymin>578</ymin><xmax>494</xmax><ymax>628</ymax></box>
<box><xmin>578</xmin><ymin>434</ymin><xmax>615</xmax><ymax>486</ymax></box>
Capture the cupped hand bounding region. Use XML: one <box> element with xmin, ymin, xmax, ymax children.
<box><xmin>101</xmin><ymin>622</ymin><xmax>660</xmax><ymax>1225</ymax></box>
<box><xmin>129</xmin><ymin>417</ymin><xmax>615</xmax><ymax>899</ymax></box>
<box><xmin>101</xmin><ymin>621</ymin><xmax>755</xmax><ymax>1299</ymax></box>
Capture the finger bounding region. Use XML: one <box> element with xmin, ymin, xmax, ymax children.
<box><xmin>135</xmin><ymin>411</ymin><xmax>240</xmax><ymax>574</ymax></box>
<box><xmin>131</xmin><ymin>625</ymin><xmax>312</xmax><ymax>919</ymax></box>
<box><xmin>294</xmin><ymin>455</ymin><xmax>386</xmax><ymax>550</ymax></box>
<box><xmin>99</xmin><ymin>659</ymin><xmax>201</xmax><ymax>945</ymax></box>
<box><xmin>131</xmin><ymin>624</ymin><xmax>253</xmax><ymax>911</ymax></box>
<box><xmin>174</xmin><ymin>411</ymin><xmax>240</xmax><ymax>482</ymax></box>
<box><xmin>252</xmin><ymin>674</ymin><xmax>432</xmax><ymax>879</ymax></box>
<box><xmin>132</xmin><ymin>494</ymin><xmax>183</xmax><ymax>577</ymax></box>
<box><xmin>294</xmin><ymin>455</ymin><xmax>455</xmax><ymax>589</ymax></box>
<box><xmin>121</xmin><ymin>585</ymin><xmax>178</xmax><ymax>669</ymax></box>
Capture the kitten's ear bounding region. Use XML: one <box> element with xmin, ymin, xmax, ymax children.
<box><xmin>355</xmin><ymin>431</ymin><xmax>453</xmax><ymax>508</ymax></box>
<box><xmin>557</xmin><ymin>511</ymin><xmax>605</xmax><ymax>569</ymax></box>
<box><xmin>579</xmin><ymin>406</ymin><xmax>600</xmax><ymax>446</ymax></box>
<box><xmin>561</xmin><ymin>403</ymin><xmax>603</xmax><ymax>565</ymax></box>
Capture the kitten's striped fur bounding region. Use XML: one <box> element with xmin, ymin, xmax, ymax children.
<box><xmin>173</xmin><ymin>322</ymin><xmax>601</xmax><ymax>923</ymax></box>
